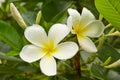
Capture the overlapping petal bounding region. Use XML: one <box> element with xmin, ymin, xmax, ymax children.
<box><xmin>40</xmin><ymin>56</ymin><xmax>56</xmax><ymax>76</ymax></box>
<box><xmin>20</xmin><ymin>45</ymin><xmax>45</xmax><ymax>63</ymax></box>
<box><xmin>77</xmin><ymin>36</ymin><xmax>97</xmax><ymax>53</ymax></box>
<box><xmin>67</xmin><ymin>16</ymin><xmax>73</xmax><ymax>30</ymax></box>
<box><xmin>53</xmin><ymin>42</ymin><xmax>78</xmax><ymax>60</ymax></box>
<box><xmin>48</xmin><ymin>24</ymin><xmax>70</xmax><ymax>45</ymax></box>
<box><xmin>25</xmin><ymin>24</ymin><xmax>48</xmax><ymax>47</ymax></box>
<box><xmin>68</xmin><ymin>8</ymin><xmax>81</xmax><ymax>26</ymax></box>
<box><xmin>80</xmin><ymin>7</ymin><xmax>95</xmax><ymax>27</ymax></box>
<box><xmin>84</xmin><ymin>20</ymin><xmax>104</xmax><ymax>37</ymax></box>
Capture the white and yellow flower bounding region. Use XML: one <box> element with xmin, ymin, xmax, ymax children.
<box><xmin>67</xmin><ymin>8</ymin><xmax>104</xmax><ymax>53</ymax></box>
<box><xmin>20</xmin><ymin>24</ymin><xmax>78</xmax><ymax>76</ymax></box>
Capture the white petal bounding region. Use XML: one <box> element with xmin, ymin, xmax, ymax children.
<box><xmin>48</xmin><ymin>24</ymin><xmax>70</xmax><ymax>45</ymax></box>
<box><xmin>40</xmin><ymin>56</ymin><xmax>56</xmax><ymax>76</ymax></box>
<box><xmin>53</xmin><ymin>42</ymin><xmax>78</xmax><ymax>60</ymax></box>
<box><xmin>84</xmin><ymin>20</ymin><xmax>104</xmax><ymax>37</ymax></box>
<box><xmin>77</xmin><ymin>36</ymin><xmax>97</xmax><ymax>53</ymax></box>
<box><xmin>68</xmin><ymin>8</ymin><xmax>81</xmax><ymax>26</ymax></box>
<box><xmin>20</xmin><ymin>45</ymin><xmax>45</xmax><ymax>63</ymax></box>
<box><xmin>80</xmin><ymin>7</ymin><xmax>95</xmax><ymax>27</ymax></box>
<box><xmin>25</xmin><ymin>24</ymin><xmax>48</xmax><ymax>47</ymax></box>
<box><xmin>67</xmin><ymin>16</ymin><xmax>73</xmax><ymax>30</ymax></box>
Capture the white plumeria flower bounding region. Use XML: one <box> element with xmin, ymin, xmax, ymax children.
<box><xmin>67</xmin><ymin>8</ymin><xmax>104</xmax><ymax>53</ymax></box>
<box><xmin>20</xmin><ymin>24</ymin><xmax>78</xmax><ymax>76</ymax></box>
<box><xmin>0</xmin><ymin>0</ymin><xmax>5</xmax><ymax>7</ymax></box>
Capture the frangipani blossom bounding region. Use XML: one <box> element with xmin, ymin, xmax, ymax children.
<box><xmin>67</xmin><ymin>8</ymin><xmax>104</xmax><ymax>53</ymax></box>
<box><xmin>20</xmin><ymin>24</ymin><xmax>78</xmax><ymax>76</ymax></box>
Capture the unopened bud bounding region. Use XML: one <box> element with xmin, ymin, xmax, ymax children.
<box><xmin>107</xmin><ymin>31</ymin><xmax>120</xmax><ymax>37</ymax></box>
<box><xmin>0</xmin><ymin>59</ymin><xmax>2</xmax><ymax>64</ymax></box>
<box><xmin>104</xmin><ymin>59</ymin><xmax>120</xmax><ymax>68</ymax></box>
<box><xmin>10</xmin><ymin>3</ymin><xmax>27</xmax><ymax>29</ymax></box>
<box><xmin>103</xmin><ymin>57</ymin><xmax>111</xmax><ymax>66</ymax></box>
<box><xmin>36</xmin><ymin>11</ymin><xmax>42</xmax><ymax>24</ymax></box>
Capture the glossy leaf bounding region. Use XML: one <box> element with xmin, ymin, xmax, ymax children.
<box><xmin>0</xmin><ymin>52</ymin><xmax>23</xmax><ymax>62</ymax></box>
<box><xmin>22</xmin><ymin>11</ymin><xmax>37</xmax><ymax>26</ymax></box>
<box><xmin>0</xmin><ymin>40</ymin><xmax>10</xmax><ymax>52</ymax></box>
<box><xmin>0</xmin><ymin>20</ymin><xmax>23</xmax><ymax>50</ymax></box>
<box><xmin>91</xmin><ymin>64</ymin><xmax>120</xmax><ymax>80</ymax></box>
<box><xmin>6</xmin><ymin>50</ymin><xmax>19</xmax><ymax>56</ymax></box>
<box><xmin>95</xmin><ymin>0</ymin><xmax>120</xmax><ymax>31</ymax></box>
<box><xmin>91</xmin><ymin>64</ymin><xmax>107</xmax><ymax>80</ymax></box>
<box><xmin>98</xmin><ymin>44</ymin><xmax>120</xmax><ymax>64</ymax></box>
<box><xmin>79</xmin><ymin>0</ymin><xmax>99</xmax><ymax>18</ymax></box>
<box><xmin>42</xmin><ymin>0</ymin><xmax>72</xmax><ymax>22</ymax></box>
<box><xmin>0</xmin><ymin>65</ymin><xmax>22</xmax><ymax>74</ymax></box>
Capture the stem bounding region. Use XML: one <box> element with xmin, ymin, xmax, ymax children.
<box><xmin>108</xmin><ymin>28</ymin><xmax>115</xmax><ymax>34</ymax></box>
<box><xmin>97</xmin><ymin>34</ymin><xmax>106</xmax><ymax>50</ymax></box>
<box><xmin>104</xmin><ymin>23</ymin><xmax>112</xmax><ymax>30</ymax></box>
<box><xmin>99</xmin><ymin>14</ymin><xmax>103</xmax><ymax>21</ymax></box>
<box><xmin>97</xmin><ymin>24</ymin><xmax>113</xmax><ymax>50</ymax></box>
<box><xmin>81</xmin><ymin>53</ymin><xmax>98</xmax><ymax>66</ymax></box>
<box><xmin>74</xmin><ymin>52</ymin><xmax>81</xmax><ymax>78</ymax></box>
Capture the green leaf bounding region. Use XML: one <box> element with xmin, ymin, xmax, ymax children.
<box><xmin>98</xmin><ymin>44</ymin><xmax>120</xmax><ymax>64</ymax></box>
<box><xmin>18</xmin><ymin>66</ymin><xmax>36</xmax><ymax>72</ymax></box>
<box><xmin>0</xmin><ymin>52</ymin><xmax>23</xmax><ymax>62</ymax></box>
<box><xmin>106</xmin><ymin>70</ymin><xmax>120</xmax><ymax>80</ymax></box>
<box><xmin>91</xmin><ymin>64</ymin><xmax>108</xmax><ymax>80</ymax></box>
<box><xmin>91</xmin><ymin>64</ymin><xmax>120</xmax><ymax>80</ymax></box>
<box><xmin>6</xmin><ymin>50</ymin><xmax>19</xmax><ymax>56</ymax></box>
<box><xmin>0</xmin><ymin>20</ymin><xmax>23</xmax><ymax>50</ymax></box>
<box><xmin>31</xmin><ymin>75</ymin><xmax>51</xmax><ymax>80</ymax></box>
<box><xmin>42</xmin><ymin>0</ymin><xmax>72</xmax><ymax>22</ymax></box>
<box><xmin>95</xmin><ymin>0</ymin><xmax>120</xmax><ymax>31</ymax></box>
<box><xmin>22</xmin><ymin>11</ymin><xmax>37</xmax><ymax>26</ymax></box>
<box><xmin>79</xmin><ymin>0</ymin><xmax>99</xmax><ymax>18</ymax></box>
<box><xmin>0</xmin><ymin>65</ymin><xmax>22</xmax><ymax>74</ymax></box>
<box><xmin>0</xmin><ymin>40</ymin><xmax>10</xmax><ymax>52</ymax></box>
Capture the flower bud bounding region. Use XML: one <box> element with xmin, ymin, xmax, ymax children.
<box><xmin>105</xmin><ymin>59</ymin><xmax>120</xmax><ymax>68</ymax></box>
<box><xmin>107</xmin><ymin>31</ymin><xmax>120</xmax><ymax>37</ymax></box>
<box><xmin>36</xmin><ymin>11</ymin><xmax>42</xmax><ymax>24</ymax></box>
<box><xmin>10</xmin><ymin>3</ymin><xmax>27</xmax><ymax>29</ymax></box>
<box><xmin>0</xmin><ymin>59</ymin><xmax>2</xmax><ymax>64</ymax></box>
<box><xmin>103</xmin><ymin>57</ymin><xmax>111</xmax><ymax>66</ymax></box>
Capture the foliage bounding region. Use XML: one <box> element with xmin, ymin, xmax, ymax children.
<box><xmin>0</xmin><ymin>0</ymin><xmax>120</xmax><ymax>80</ymax></box>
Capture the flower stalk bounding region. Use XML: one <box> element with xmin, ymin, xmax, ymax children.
<box><xmin>74</xmin><ymin>52</ymin><xmax>81</xmax><ymax>77</ymax></box>
<box><xmin>99</xmin><ymin>14</ymin><xmax>103</xmax><ymax>21</ymax></box>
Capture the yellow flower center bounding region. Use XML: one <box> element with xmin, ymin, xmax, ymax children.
<box><xmin>42</xmin><ymin>41</ymin><xmax>56</xmax><ymax>57</ymax></box>
<box><xmin>72</xmin><ymin>23</ymin><xmax>86</xmax><ymax>37</ymax></box>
